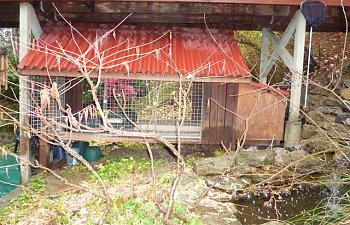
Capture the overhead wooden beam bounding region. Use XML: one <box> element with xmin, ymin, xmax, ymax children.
<box><xmin>92</xmin><ymin>2</ymin><xmax>290</xmax><ymax>15</ymax></box>
<box><xmin>1</xmin><ymin>0</ymin><xmax>348</xmax><ymax>7</ymax></box>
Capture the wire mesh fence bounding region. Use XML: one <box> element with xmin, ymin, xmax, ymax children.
<box><xmin>29</xmin><ymin>76</ymin><xmax>66</xmax><ymax>132</ymax></box>
<box><xmin>29</xmin><ymin>76</ymin><xmax>203</xmax><ymax>142</ymax></box>
<box><xmin>96</xmin><ymin>79</ymin><xmax>203</xmax><ymax>141</ymax></box>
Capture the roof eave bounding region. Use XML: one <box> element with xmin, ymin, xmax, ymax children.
<box><xmin>20</xmin><ymin>68</ymin><xmax>252</xmax><ymax>83</ymax></box>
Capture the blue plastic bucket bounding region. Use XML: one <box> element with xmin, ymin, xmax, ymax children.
<box><xmin>66</xmin><ymin>147</ymin><xmax>80</xmax><ymax>165</ymax></box>
<box><xmin>51</xmin><ymin>146</ymin><xmax>66</xmax><ymax>161</ymax></box>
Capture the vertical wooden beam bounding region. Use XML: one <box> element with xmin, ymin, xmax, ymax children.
<box><xmin>66</xmin><ymin>78</ymin><xmax>83</xmax><ymax>113</ymax></box>
<box><xmin>208</xmin><ymin>83</ymin><xmax>219</xmax><ymax>144</ymax></box>
<box><xmin>284</xmin><ymin>10</ymin><xmax>306</xmax><ymax>148</ymax></box>
<box><xmin>19</xmin><ymin>3</ymin><xmax>32</xmax><ymax>183</ymax></box>
<box><xmin>39</xmin><ymin>140</ymin><xmax>50</xmax><ymax>168</ymax></box>
<box><xmin>201</xmin><ymin>83</ymin><xmax>211</xmax><ymax>144</ymax></box>
<box><xmin>289</xmin><ymin>10</ymin><xmax>306</xmax><ymax>123</ymax></box>
<box><xmin>216</xmin><ymin>83</ymin><xmax>227</xmax><ymax>143</ymax></box>
<box><xmin>223</xmin><ymin>83</ymin><xmax>237</xmax><ymax>147</ymax></box>
<box><xmin>260</xmin><ymin>28</ymin><xmax>269</xmax><ymax>84</ymax></box>
<box><xmin>19</xmin><ymin>2</ymin><xmax>42</xmax><ymax>183</ymax></box>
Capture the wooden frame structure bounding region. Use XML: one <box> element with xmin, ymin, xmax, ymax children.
<box><xmin>2</xmin><ymin>1</ymin><xmax>349</xmax><ymax>31</ymax></box>
<box><xmin>11</xmin><ymin>1</ymin><xmax>349</xmax><ymax>182</ymax></box>
<box><xmin>259</xmin><ymin>10</ymin><xmax>306</xmax><ymax>148</ymax></box>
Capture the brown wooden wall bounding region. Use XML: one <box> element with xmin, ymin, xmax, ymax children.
<box><xmin>234</xmin><ymin>83</ymin><xmax>287</xmax><ymax>144</ymax></box>
<box><xmin>201</xmin><ymin>83</ymin><xmax>287</xmax><ymax>146</ymax></box>
<box><xmin>65</xmin><ymin>78</ymin><xmax>83</xmax><ymax>113</ymax></box>
<box><xmin>201</xmin><ymin>83</ymin><xmax>239</xmax><ymax>146</ymax></box>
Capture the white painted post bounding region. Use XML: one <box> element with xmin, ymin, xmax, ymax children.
<box><xmin>19</xmin><ymin>3</ymin><xmax>31</xmax><ymax>61</ymax></box>
<box><xmin>260</xmin><ymin>28</ymin><xmax>269</xmax><ymax>84</ymax></box>
<box><xmin>19</xmin><ymin>2</ymin><xmax>42</xmax><ymax>183</ymax></box>
<box><xmin>284</xmin><ymin>10</ymin><xmax>306</xmax><ymax>148</ymax></box>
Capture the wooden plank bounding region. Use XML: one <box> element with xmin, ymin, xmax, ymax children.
<box><xmin>93</xmin><ymin>2</ymin><xmax>290</xmax><ymax>16</ymax></box>
<box><xmin>65</xmin><ymin>78</ymin><xmax>83</xmax><ymax>114</ymax></box>
<box><xmin>223</xmin><ymin>83</ymin><xmax>237</xmax><ymax>146</ymax></box>
<box><xmin>235</xmin><ymin>83</ymin><xmax>287</xmax><ymax>144</ymax></box>
<box><xmin>6</xmin><ymin>0</ymin><xmax>348</xmax><ymax>7</ymax></box>
<box><xmin>58</xmin><ymin>132</ymin><xmax>201</xmax><ymax>144</ymax></box>
<box><xmin>207</xmin><ymin>83</ymin><xmax>219</xmax><ymax>144</ymax></box>
<box><xmin>39</xmin><ymin>139</ymin><xmax>50</xmax><ymax>168</ymax></box>
<box><xmin>20</xmin><ymin>69</ymin><xmax>251</xmax><ymax>83</ymax></box>
<box><xmin>231</xmin><ymin>83</ymin><xmax>240</xmax><ymax>150</ymax></box>
<box><xmin>201</xmin><ymin>83</ymin><xmax>211</xmax><ymax>144</ymax></box>
<box><xmin>216</xmin><ymin>83</ymin><xmax>226</xmax><ymax>143</ymax></box>
<box><xmin>1</xmin><ymin>2</ymin><xmax>348</xmax><ymax>31</ymax></box>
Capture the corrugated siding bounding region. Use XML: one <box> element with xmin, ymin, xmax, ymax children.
<box><xmin>19</xmin><ymin>23</ymin><xmax>249</xmax><ymax>78</ymax></box>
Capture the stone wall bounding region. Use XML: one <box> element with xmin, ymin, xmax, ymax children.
<box><xmin>301</xmin><ymin>61</ymin><xmax>350</xmax><ymax>154</ymax></box>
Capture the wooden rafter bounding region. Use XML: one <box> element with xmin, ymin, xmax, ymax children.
<box><xmin>0</xmin><ymin>0</ymin><xmax>348</xmax><ymax>7</ymax></box>
<box><xmin>0</xmin><ymin>1</ymin><xmax>349</xmax><ymax>31</ymax></box>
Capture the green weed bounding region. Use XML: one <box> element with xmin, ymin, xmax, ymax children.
<box><xmin>91</xmin><ymin>157</ymin><xmax>158</xmax><ymax>183</ymax></box>
<box><xmin>214</xmin><ymin>149</ymin><xmax>225</xmax><ymax>157</ymax></box>
<box><xmin>64</xmin><ymin>164</ymin><xmax>88</xmax><ymax>174</ymax></box>
<box><xmin>119</xmin><ymin>142</ymin><xmax>147</xmax><ymax>148</ymax></box>
<box><xmin>28</xmin><ymin>175</ymin><xmax>47</xmax><ymax>192</ymax></box>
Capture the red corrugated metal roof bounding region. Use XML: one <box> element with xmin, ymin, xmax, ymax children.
<box><xmin>19</xmin><ymin>22</ymin><xmax>249</xmax><ymax>78</ymax></box>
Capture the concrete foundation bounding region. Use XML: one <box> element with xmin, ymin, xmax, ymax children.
<box><xmin>284</xmin><ymin>121</ymin><xmax>302</xmax><ymax>148</ymax></box>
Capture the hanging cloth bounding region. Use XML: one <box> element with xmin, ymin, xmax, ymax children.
<box><xmin>300</xmin><ymin>0</ymin><xmax>327</xmax><ymax>108</ymax></box>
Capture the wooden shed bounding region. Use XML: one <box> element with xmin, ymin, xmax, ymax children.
<box><xmin>18</xmin><ymin>22</ymin><xmax>288</xmax><ymax>147</ymax></box>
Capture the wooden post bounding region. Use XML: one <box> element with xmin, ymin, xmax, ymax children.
<box><xmin>19</xmin><ymin>2</ymin><xmax>42</xmax><ymax>183</ymax></box>
<box><xmin>259</xmin><ymin>28</ymin><xmax>269</xmax><ymax>84</ymax></box>
<box><xmin>39</xmin><ymin>140</ymin><xmax>50</xmax><ymax>168</ymax></box>
<box><xmin>259</xmin><ymin>10</ymin><xmax>306</xmax><ymax>148</ymax></box>
<box><xmin>284</xmin><ymin>10</ymin><xmax>306</xmax><ymax>148</ymax></box>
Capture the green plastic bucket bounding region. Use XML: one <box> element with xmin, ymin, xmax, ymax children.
<box><xmin>72</xmin><ymin>141</ymin><xmax>89</xmax><ymax>155</ymax></box>
<box><xmin>0</xmin><ymin>155</ymin><xmax>21</xmax><ymax>198</ymax></box>
<box><xmin>82</xmin><ymin>146</ymin><xmax>103</xmax><ymax>162</ymax></box>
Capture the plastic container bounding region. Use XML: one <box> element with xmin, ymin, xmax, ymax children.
<box><xmin>82</xmin><ymin>146</ymin><xmax>103</xmax><ymax>162</ymax></box>
<box><xmin>51</xmin><ymin>146</ymin><xmax>66</xmax><ymax>161</ymax></box>
<box><xmin>72</xmin><ymin>141</ymin><xmax>89</xmax><ymax>153</ymax></box>
<box><xmin>0</xmin><ymin>155</ymin><xmax>21</xmax><ymax>198</ymax></box>
<box><xmin>66</xmin><ymin>147</ymin><xmax>81</xmax><ymax>165</ymax></box>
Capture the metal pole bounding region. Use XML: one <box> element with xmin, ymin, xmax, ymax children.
<box><xmin>304</xmin><ymin>26</ymin><xmax>313</xmax><ymax>108</ymax></box>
